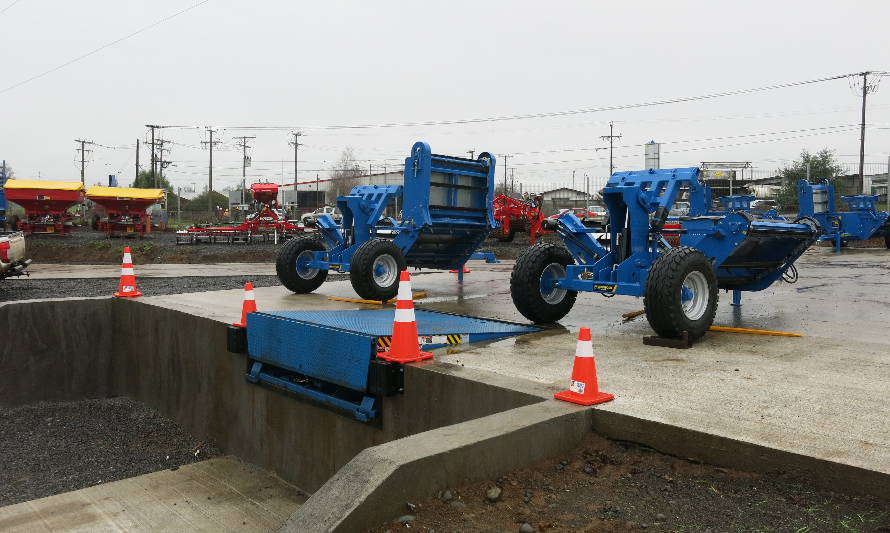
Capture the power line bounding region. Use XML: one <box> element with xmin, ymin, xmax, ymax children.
<box><xmin>221</xmin><ymin>73</ymin><xmax>855</xmax><ymax>131</ymax></box>
<box><xmin>0</xmin><ymin>0</ymin><xmax>23</xmax><ymax>16</ymax></box>
<box><xmin>0</xmin><ymin>0</ymin><xmax>212</xmax><ymax>95</ymax></box>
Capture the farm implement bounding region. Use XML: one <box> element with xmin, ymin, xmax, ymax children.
<box><xmin>276</xmin><ymin>141</ymin><xmax>498</xmax><ymax>301</ymax></box>
<box><xmin>511</xmin><ymin>167</ymin><xmax>819</xmax><ymax>341</ymax></box>
<box><xmin>176</xmin><ymin>182</ymin><xmax>308</xmax><ymax>244</ymax></box>
<box><xmin>4</xmin><ymin>180</ymin><xmax>84</xmax><ymax>235</ymax></box>
<box><xmin>86</xmin><ymin>186</ymin><xmax>166</xmax><ymax>238</ymax></box>
<box><xmin>492</xmin><ymin>194</ymin><xmax>547</xmax><ymax>244</ymax></box>
<box><xmin>798</xmin><ymin>179</ymin><xmax>890</xmax><ymax>252</ymax></box>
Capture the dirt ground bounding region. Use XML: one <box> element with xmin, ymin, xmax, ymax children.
<box><xmin>370</xmin><ymin>433</ymin><xmax>890</xmax><ymax>533</ymax></box>
<box><xmin>0</xmin><ymin>397</ymin><xmax>220</xmax><ymax>507</ymax></box>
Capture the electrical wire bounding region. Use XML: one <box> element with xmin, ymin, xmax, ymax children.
<box><xmin>0</xmin><ymin>0</ymin><xmax>212</xmax><ymax>95</ymax></box>
<box><xmin>0</xmin><ymin>0</ymin><xmax>22</xmax><ymax>16</ymax></box>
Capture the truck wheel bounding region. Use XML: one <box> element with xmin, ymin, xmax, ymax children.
<box><xmin>510</xmin><ymin>243</ymin><xmax>577</xmax><ymax>323</ymax></box>
<box><xmin>350</xmin><ymin>238</ymin><xmax>406</xmax><ymax>301</ymax></box>
<box><xmin>644</xmin><ymin>246</ymin><xmax>718</xmax><ymax>340</ymax></box>
<box><xmin>276</xmin><ymin>234</ymin><xmax>328</xmax><ymax>293</ymax></box>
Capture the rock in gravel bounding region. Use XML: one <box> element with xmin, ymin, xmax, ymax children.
<box><xmin>394</xmin><ymin>515</ymin><xmax>415</xmax><ymax>524</ymax></box>
<box><xmin>655</xmin><ymin>513</ymin><xmax>667</xmax><ymax>521</ymax></box>
<box><xmin>439</xmin><ymin>489</ymin><xmax>453</xmax><ymax>502</ymax></box>
<box><xmin>519</xmin><ymin>523</ymin><xmax>535</xmax><ymax>533</ymax></box>
<box><xmin>485</xmin><ymin>486</ymin><xmax>502</xmax><ymax>502</ymax></box>
<box><xmin>449</xmin><ymin>500</ymin><xmax>467</xmax><ymax>511</ymax></box>
<box><xmin>406</xmin><ymin>502</ymin><xmax>417</xmax><ymax>513</ymax></box>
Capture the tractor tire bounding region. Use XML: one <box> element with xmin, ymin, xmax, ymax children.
<box><xmin>510</xmin><ymin>243</ymin><xmax>578</xmax><ymax>323</ymax></box>
<box><xmin>350</xmin><ymin>238</ymin><xmax>407</xmax><ymax>301</ymax></box>
<box><xmin>885</xmin><ymin>232</ymin><xmax>890</xmax><ymax>250</ymax></box>
<box><xmin>644</xmin><ymin>246</ymin><xmax>718</xmax><ymax>340</ymax></box>
<box><xmin>10</xmin><ymin>215</ymin><xmax>20</xmax><ymax>231</ymax></box>
<box><xmin>276</xmin><ymin>234</ymin><xmax>328</xmax><ymax>293</ymax></box>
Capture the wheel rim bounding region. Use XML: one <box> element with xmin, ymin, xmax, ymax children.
<box><xmin>295</xmin><ymin>250</ymin><xmax>319</xmax><ymax>280</ymax></box>
<box><xmin>539</xmin><ymin>263</ymin><xmax>567</xmax><ymax>304</ymax></box>
<box><xmin>372</xmin><ymin>254</ymin><xmax>399</xmax><ymax>287</ymax></box>
<box><xmin>680</xmin><ymin>270</ymin><xmax>709</xmax><ymax>321</ymax></box>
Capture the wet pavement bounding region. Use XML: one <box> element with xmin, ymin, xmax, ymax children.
<box><xmin>136</xmin><ymin>247</ymin><xmax>890</xmax><ymax>486</ymax></box>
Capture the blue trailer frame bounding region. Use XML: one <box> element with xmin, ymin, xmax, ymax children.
<box><xmin>277</xmin><ymin>142</ymin><xmax>498</xmax><ymax>300</ymax></box>
<box><xmin>798</xmin><ymin>179</ymin><xmax>890</xmax><ymax>252</ymax></box>
<box><xmin>512</xmin><ymin>167</ymin><xmax>819</xmax><ymax>339</ymax></box>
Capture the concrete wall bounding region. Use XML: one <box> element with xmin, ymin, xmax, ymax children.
<box><xmin>0</xmin><ymin>298</ymin><xmax>113</xmax><ymax>407</ymax></box>
<box><xmin>3</xmin><ymin>296</ymin><xmax>542</xmax><ymax>493</ymax></box>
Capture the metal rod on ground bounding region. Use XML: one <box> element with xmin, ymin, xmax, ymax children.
<box><xmin>708</xmin><ymin>325</ymin><xmax>803</xmax><ymax>337</ymax></box>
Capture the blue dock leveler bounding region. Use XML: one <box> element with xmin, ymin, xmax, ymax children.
<box><xmin>276</xmin><ymin>142</ymin><xmax>499</xmax><ymax>301</ymax></box>
<box><xmin>511</xmin><ymin>168</ymin><xmax>819</xmax><ymax>342</ymax></box>
<box><xmin>798</xmin><ymin>179</ymin><xmax>890</xmax><ymax>253</ymax></box>
<box><xmin>228</xmin><ymin>310</ymin><xmax>538</xmax><ymax>421</ymax></box>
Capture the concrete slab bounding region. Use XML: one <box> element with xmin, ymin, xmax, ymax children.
<box><xmin>0</xmin><ymin>457</ymin><xmax>305</xmax><ymax>532</ymax></box>
<box><xmin>24</xmin><ymin>263</ymin><xmax>276</xmax><ymax>279</ymax></box>
<box><xmin>139</xmin><ymin>249</ymin><xmax>890</xmax><ymax>483</ymax></box>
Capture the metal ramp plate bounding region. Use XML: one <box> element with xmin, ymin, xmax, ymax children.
<box><xmin>246</xmin><ymin>309</ymin><xmax>539</xmax><ymax>393</ymax></box>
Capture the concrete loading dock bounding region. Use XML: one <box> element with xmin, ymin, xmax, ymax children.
<box><xmin>2</xmin><ymin>247</ymin><xmax>889</xmax><ymax>531</ymax></box>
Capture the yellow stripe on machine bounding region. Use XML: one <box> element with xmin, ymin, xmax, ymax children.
<box><xmin>376</xmin><ymin>333</ymin><xmax>466</xmax><ymax>349</ymax></box>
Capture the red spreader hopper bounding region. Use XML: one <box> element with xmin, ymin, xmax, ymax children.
<box><xmin>3</xmin><ymin>180</ymin><xmax>85</xmax><ymax>235</ymax></box>
<box><xmin>86</xmin><ymin>186</ymin><xmax>165</xmax><ymax>238</ymax></box>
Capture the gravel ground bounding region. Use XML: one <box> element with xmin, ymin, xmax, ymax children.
<box><xmin>0</xmin><ymin>397</ymin><xmax>221</xmax><ymax>507</ymax></box>
<box><xmin>370</xmin><ymin>433</ymin><xmax>890</xmax><ymax>533</ymax></box>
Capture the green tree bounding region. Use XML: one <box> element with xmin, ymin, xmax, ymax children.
<box><xmin>328</xmin><ymin>147</ymin><xmax>364</xmax><ymax>200</ymax></box>
<box><xmin>776</xmin><ymin>149</ymin><xmax>845</xmax><ymax>210</ymax></box>
<box><xmin>131</xmin><ymin>170</ymin><xmax>173</xmax><ymax>192</ymax></box>
<box><xmin>183</xmin><ymin>190</ymin><xmax>228</xmax><ymax>213</ymax></box>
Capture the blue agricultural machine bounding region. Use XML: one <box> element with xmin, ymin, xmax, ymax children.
<box><xmin>798</xmin><ymin>179</ymin><xmax>890</xmax><ymax>252</ymax></box>
<box><xmin>511</xmin><ymin>167</ymin><xmax>820</xmax><ymax>340</ymax></box>
<box><xmin>276</xmin><ymin>141</ymin><xmax>498</xmax><ymax>300</ymax></box>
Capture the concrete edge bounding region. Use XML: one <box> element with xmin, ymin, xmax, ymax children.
<box><xmin>591</xmin><ymin>410</ymin><xmax>890</xmax><ymax>497</ymax></box>
<box><xmin>283</xmin><ymin>400</ymin><xmax>593</xmax><ymax>533</ymax></box>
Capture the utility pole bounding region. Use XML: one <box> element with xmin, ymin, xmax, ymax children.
<box><xmin>135</xmin><ymin>139</ymin><xmax>140</xmax><ymax>182</ymax></box>
<box><xmin>289</xmin><ymin>131</ymin><xmax>304</xmax><ymax>207</ymax></box>
<box><xmin>467</xmin><ymin>149</ymin><xmax>475</xmax><ymax>160</ymax></box>
<box><xmin>74</xmin><ymin>139</ymin><xmax>93</xmax><ymax>185</ymax></box>
<box><xmin>501</xmin><ymin>154</ymin><xmax>511</xmax><ymax>192</ymax></box>
<box><xmin>145</xmin><ymin>124</ymin><xmax>161</xmax><ymax>185</ymax></box>
<box><xmin>858</xmin><ymin>72</ymin><xmax>870</xmax><ymax>184</ymax></box>
<box><xmin>202</xmin><ymin>128</ymin><xmax>220</xmax><ymax>212</ymax></box>
<box><xmin>601</xmin><ymin>121</ymin><xmax>622</xmax><ymax>177</ymax></box>
<box><xmin>572</xmin><ymin>170</ymin><xmax>576</xmax><ymax>190</ymax></box>
<box><xmin>510</xmin><ymin>168</ymin><xmax>515</xmax><ymax>192</ymax></box>
<box><xmin>155</xmin><ymin>139</ymin><xmax>170</xmax><ymax>189</ymax></box>
<box><xmin>234</xmin><ymin>136</ymin><xmax>256</xmax><ymax>206</ymax></box>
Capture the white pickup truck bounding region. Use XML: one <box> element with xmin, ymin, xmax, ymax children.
<box><xmin>0</xmin><ymin>230</ymin><xmax>31</xmax><ymax>279</ymax></box>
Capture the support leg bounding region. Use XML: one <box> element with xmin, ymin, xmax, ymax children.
<box><xmin>835</xmin><ymin>235</ymin><xmax>842</xmax><ymax>254</ymax></box>
<box><xmin>457</xmin><ymin>266</ymin><xmax>464</xmax><ymax>283</ymax></box>
<box><xmin>731</xmin><ymin>290</ymin><xmax>742</xmax><ymax>307</ymax></box>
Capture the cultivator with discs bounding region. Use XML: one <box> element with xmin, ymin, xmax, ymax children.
<box><xmin>511</xmin><ymin>167</ymin><xmax>819</xmax><ymax>341</ymax></box>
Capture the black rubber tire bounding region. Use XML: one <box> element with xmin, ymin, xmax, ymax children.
<box><xmin>644</xmin><ymin>246</ymin><xmax>718</xmax><ymax>340</ymax></box>
<box><xmin>885</xmin><ymin>232</ymin><xmax>890</xmax><ymax>250</ymax></box>
<box><xmin>510</xmin><ymin>243</ymin><xmax>578</xmax><ymax>323</ymax></box>
<box><xmin>10</xmin><ymin>215</ymin><xmax>20</xmax><ymax>231</ymax></box>
<box><xmin>349</xmin><ymin>238</ymin><xmax>407</xmax><ymax>301</ymax></box>
<box><xmin>276</xmin><ymin>234</ymin><xmax>328</xmax><ymax>293</ymax></box>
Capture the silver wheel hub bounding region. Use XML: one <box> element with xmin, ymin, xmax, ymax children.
<box><xmin>373</xmin><ymin>254</ymin><xmax>399</xmax><ymax>287</ymax></box>
<box><xmin>296</xmin><ymin>250</ymin><xmax>319</xmax><ymax>280</ymax></box>
<box><xmin>681</xmin><ymin>270</ymin><xmax>709</xmax><ymax>321</ymax></box>
<box><xmin>540</xmin><ymin>263</ymin><xmax>568</xmax><ymax>305</ymax></box>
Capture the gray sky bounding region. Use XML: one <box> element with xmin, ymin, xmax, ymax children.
<box><xmin>2</xmin><ymin>0</ymin><xmax>889</xmax><ymax>195</ymax></box>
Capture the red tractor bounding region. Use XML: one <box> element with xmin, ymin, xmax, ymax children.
<box><xmin>492</xmin><ymin>194</ymin><xmax>547</xmax><ymax>245</ymax></box>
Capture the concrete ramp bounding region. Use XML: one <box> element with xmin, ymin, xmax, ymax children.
<box><xmin>0</xmin><ymin>457</ymin><xmax>305</xmax><ymax>532</ymax></box>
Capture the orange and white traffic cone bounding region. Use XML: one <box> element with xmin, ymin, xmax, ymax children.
<box><xmin>113</xmin><ymin>247</ymin><xmax>143</xmax><ymax>298</ymax></box>
<box><xmin>233</xmin><ymin>282</ymin><xmax>257</xmax><ymax>327</ymax></box>
<box><xmin>554</xmin><ymin>327</ymin><xmax>614</xmax><ymax>406</ymax></box>
<box><xmin>378</xmin><ymin>271</ymin><xmax>433</xmax><ymax>363</ymax></box>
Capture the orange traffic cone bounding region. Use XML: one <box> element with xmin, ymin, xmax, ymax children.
<box><xmin>554</xmin><ymin>327</ymin><xmax>614</xmax><ymax>406</ymax></box>
<box><xmin>378</xmin><ymin>271</ymin><xmax>433</xmax><ymax>363</ymax></box>
<box><xmin>113</xmin><ymin>247</ymin><xmax>142</xmax><ymax>298</ymax></box>
<box><xmin>233</xmin><ymin>282</ymin><xmax>257</xmax><ymax>327</ymax></box>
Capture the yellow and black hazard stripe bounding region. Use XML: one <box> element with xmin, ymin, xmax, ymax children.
<box><xmin>376</xmin><ymin>334</ymin><xmax>466</xmax><ymax>350</ymax></box>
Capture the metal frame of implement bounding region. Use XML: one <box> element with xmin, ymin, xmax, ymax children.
<box><xmin>798</xmin><ymin>179</ymin><xmax>890</xmax><ymax>252</ymax></box>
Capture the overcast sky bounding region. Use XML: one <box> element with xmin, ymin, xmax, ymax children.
<box><xmin>1</xmin><ymin>0</ymin><xmax>888</xmax><ymax>194</ymax></box>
